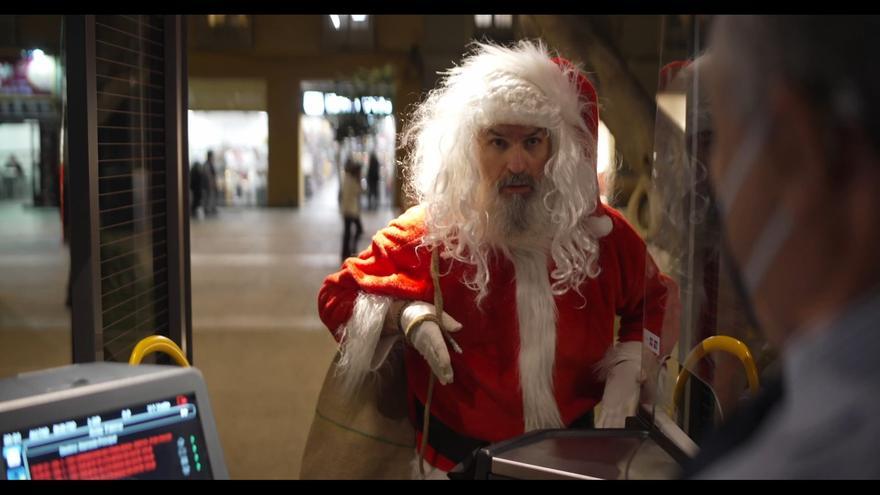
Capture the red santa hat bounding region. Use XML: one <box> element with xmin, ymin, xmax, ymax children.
<box><xmin>549</xmin><ymin>55</ymin><xmax>612</xmax><ymax>237</ymax></box>
<box><xmin>657</xmin><ymin>60</ymin><xmax>691</xmax><ymax>92</ymax></box>
<box><xmin>658</xmin><ymin>59</ymin><xmax>692</xmax><ymax>92</ymax></box>
<box><xmin>550</xmin><ymin>56</ymin><xmax>599</xmax><ymax>142</ymax></box>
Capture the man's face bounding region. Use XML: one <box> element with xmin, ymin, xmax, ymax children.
<box><xmin>707</xmin><ymin>53</ymin><xmax>782</xmax><ymax>265</ymax></box>
<box><xmin>475</xmin><ymin>124</ymin><xmax>553</xmax><ymax>236</ymax></box>
<box><xmin>706</xmin><ymin>50</ymin><xmax>798</xmax><ymax>344</ymax></box>
<box><xmin>476</xmin><ymin>124</ymin><xmax>552</xmax><ymax>196</ymax></box>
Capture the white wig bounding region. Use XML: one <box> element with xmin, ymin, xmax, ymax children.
<box><xmin>402</xmin><ymin>40</ymin><xmax>613</xmax><ymax>305</ymax></box>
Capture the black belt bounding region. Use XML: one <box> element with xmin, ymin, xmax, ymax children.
<box><xmin>413</xmin><ymin>398</ymin><xmax>595</xmax><ymax>465</ymax></box>
<box><xmin>413</xmin><ymin>398</ymin><xmax>489</xmax><ymax>463</ymax></box>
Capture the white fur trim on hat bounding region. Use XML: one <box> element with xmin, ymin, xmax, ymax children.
<box><xmin>586</xmin><ymin>214</ymin><xmax>613</xmax><ymax>238</ymax></box>
<box><xmin>458</xmin><ymin>42</ymin><xmax>587</xmax><ymax>136</ymax></box>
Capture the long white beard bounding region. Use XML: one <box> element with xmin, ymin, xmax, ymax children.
<box><xmin>482</xmin><ymin>176</ymin><xmax>554</xmax><ymax>253</ymax></box>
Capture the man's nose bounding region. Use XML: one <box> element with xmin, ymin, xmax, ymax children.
<box><xmin>506</xmin><ymin>147</ymin><xmax>528</xmax><ymax>174</ymax></box>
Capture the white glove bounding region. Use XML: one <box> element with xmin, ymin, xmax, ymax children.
<box><xmin>595</xmin><ymin>341</ymin><xmax>645</xmax><ymax>428</ymax></box>
<box><xmin>400</xmin><ymin>301</ymin><xmax>463</xmax><ymax>385</ymax></box>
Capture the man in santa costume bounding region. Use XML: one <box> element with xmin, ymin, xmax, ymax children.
<box><xmin>318</xmin><ymin>40</ymin><xmax>673</xmax><ymax>478</ymax></box>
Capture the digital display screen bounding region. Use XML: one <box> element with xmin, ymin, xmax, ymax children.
<box><xmin>1</xmin><ymin>393</ymin><xmax>213</xmax><ymax>480</ymax></box>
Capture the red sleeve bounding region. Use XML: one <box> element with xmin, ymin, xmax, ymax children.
<box><xmin>317</xmin><ymin>206</ymin><xmax>433</xmax><ymax>342</ymax></box>
<box><xmin>601</xmin><ymin>205</ymin><xmax>676</xmax><ymax>343</ymax></box>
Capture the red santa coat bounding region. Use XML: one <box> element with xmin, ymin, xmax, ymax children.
<box><xmin>318</xmin><ymin>202</ymin><xmax>672</xmax><ymax>470</ymax></box>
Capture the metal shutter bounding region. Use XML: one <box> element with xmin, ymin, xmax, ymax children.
<box><xmin>67</xmin><ymin>15</ymin><xmax>190</xmax><ymax>363</ymax></box>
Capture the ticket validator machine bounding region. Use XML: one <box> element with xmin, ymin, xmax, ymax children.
<box><xmin>0</xmin><ymin>362</ymin><xmax>228</xmax><ymax>480</ymax></box>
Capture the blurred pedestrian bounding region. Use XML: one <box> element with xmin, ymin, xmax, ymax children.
<box><xmin>367</xmin><ymin>151</ymin><xmax>381</xmax><ymax>210</ymax></box>
<box><xmin>340</xmin><ymin>158</ymin><xmax>364</xmax><ymax>263</ymax></box>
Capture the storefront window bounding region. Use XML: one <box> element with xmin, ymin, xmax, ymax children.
<box><xmin>0</xmin><ymin>15</ymin><xmax>68</xmax><ymax>378</ymax></box>
<box><xmin>299</xmin><ymin>84</ymin><xmax>396</xmax><ymax>208</ymax></box>
<box><xmin>188</xmin><ymin>110</ymin><xmax>269</xmax><ymax>207</ymax></box>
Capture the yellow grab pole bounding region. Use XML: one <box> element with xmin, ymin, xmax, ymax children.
<box><xmin>673</xmin><ymin>335</ymin><xmax>759</xmax><ymax>412</ymax></box>
<box><xmin>128</xmin><ymin>335</ymin><xmax>190</xmax><ymax>367</ymax></box>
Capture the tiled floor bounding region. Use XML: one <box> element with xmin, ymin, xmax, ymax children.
<box><xmin>0</xmin><ymin>181</ymin><xmax>399</xmax><ymax>479</ymax></box>
<box><xmin>189</xmin><ymin>181</ymin><xmax>397</xmax><ymax>478</ymax></box>
<box><xmin>0</xmin><ymin>200</ymin><xmax>72</xmax><ymax>379</ymax></box>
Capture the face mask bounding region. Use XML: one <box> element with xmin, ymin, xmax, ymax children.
<box><xmin>708</xmin><ymin>187</ymin><xmax>763</xmax><ymax>331</ymax></box>
<box><xmin>713</xmin><ymin>114</ymin><xmax>794</xmax><ymax>300</ymax></box>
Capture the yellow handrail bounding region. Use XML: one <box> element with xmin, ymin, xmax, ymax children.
<box><xmin>673</xmin><ymin>335</ymin><xmax>759</xmax><ymax>411</ymax></box>
<box><xmin>625</xmin><ymin>175</ymin><xmax>662</xmax><ymax>239</ymax></box>
<box><xmin>128</xmin><ymin>335</ymin><xmax>190</xmax><ymax>367</ymax></box>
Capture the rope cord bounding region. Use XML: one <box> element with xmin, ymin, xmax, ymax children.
<box><xmin>417</xmin><ymin>249</ymin><xmax>443</xmax><ymax>478</ymax></box>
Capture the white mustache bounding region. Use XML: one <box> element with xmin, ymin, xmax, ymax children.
<box><xmin>498</xmin><ymin>174</ymin><xmax>535</xmax><ymax>190</ymax></box>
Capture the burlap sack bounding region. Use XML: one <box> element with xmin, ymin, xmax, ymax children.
<box><xmin>299</xmin><ymin>340</ymin><xmax>416</xmax><ymax>479</ymax></box>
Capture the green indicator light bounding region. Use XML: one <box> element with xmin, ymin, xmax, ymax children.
<box><xmin>196</xmin><ymin>463</ymin><xmax>202</xmax><ymax>471</ymax></box>
<box><xmin>190</xmin><ymin>435</ymin><xmax>195</xmax><ymax>443</ymax></box>
<box><xmin>192</xmin><ymin>445</ymin><xmax>197</xmax><ymax>453</ymax></box>
<box><xmin>194</xmin><ymin>454</ymin><xmax>199</xmax><ymax>462</ymax></box>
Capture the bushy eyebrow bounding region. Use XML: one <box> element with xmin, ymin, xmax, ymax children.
<box><xmin>485</xmin><ymin>128</ymin><xmax>547</xmax><ymax>139</ymax></box>
<box><xmin>526</xmin><ymin>129</ymin><xmax>548</xmax><ymax>139</ymax></box>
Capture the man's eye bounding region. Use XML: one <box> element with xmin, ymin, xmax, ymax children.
<box><xmin>524</xmin><ymin>137</ymin><xmax>545</xmax><ymax>148</ymax></box>
<box><xmin>491</xmin><ymin>139</ymin><xmax>507</xmax><ymax>148</ymax></box>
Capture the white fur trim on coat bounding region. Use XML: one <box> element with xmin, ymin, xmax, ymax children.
<box><xmin>334</xmin><ymin>292</ymin><xmax>397</xmax><ymax>397</ymax></box>
<box><xmin>513</xmin><ymin>249</ymin><xmax>565</xmax><ymax>430</ymax></box>
<box><xmin>594</xmin><ymin>340</ymin><xmax>643</xmax><ymax>381</ymax></box>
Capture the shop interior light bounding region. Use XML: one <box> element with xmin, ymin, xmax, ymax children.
<box><xmin>494</xmin><ymin>15</ymin><xmax>513</xmax><ymax>29</ymax></box>
<box><xmin>324</xmin><ymin>93</ymin><xmax>353</xmax><ymax>114</ymax></box>
<box><xmin>351</xmin><ymin>15</ymin><xmax>367</xmax><ymax>22</ymax></box>
<box><xmin>656</xmin><ymin>93</ymin><xmax>687</xmax><ymax>132</ymax></box>
<box><xmin>361</xmin><ymin>96</ymin><xmax>393</xmax><ymax>115</ymax></box>
<box><xmin>207</xmin><ymin>15</ymin><xmax>225</xmax><ymax>28</ymax></box>
<box><xmin>597</xmin><ymin>120</ymin><xmax>616</xmax><ymax>203</ymax></box>
<box><xmin>597</xmin><ymin>120</ymin><xmax>615</xmax><ymax>176</ymax></box>
<box><xmin>379</xmin><ymin>97</ymin><xmax>392</xmax><ymax>115</ymax></box>
<box><xmin>230</xmin><ymin>15</ymin><xmax>249</xmax><ymax>28</ymax></box>
<box><xmin>475</xmin><ymin>15</ymin><xmax>492</xmax><ymax>28</ymax></box>
<box><xmin>303</xmin><ymin>91</ymin><xmax>325</xmax><ymax>116</ymax></box>
<box><xmin>330</xmin><ymin>15</ymin><xmax>341</xmax><ymax>30</ymax></box>
<box><xmin>26</xmin><ymin>48</ymin><xmax>57</xmax><ymax>92</ymax></box>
